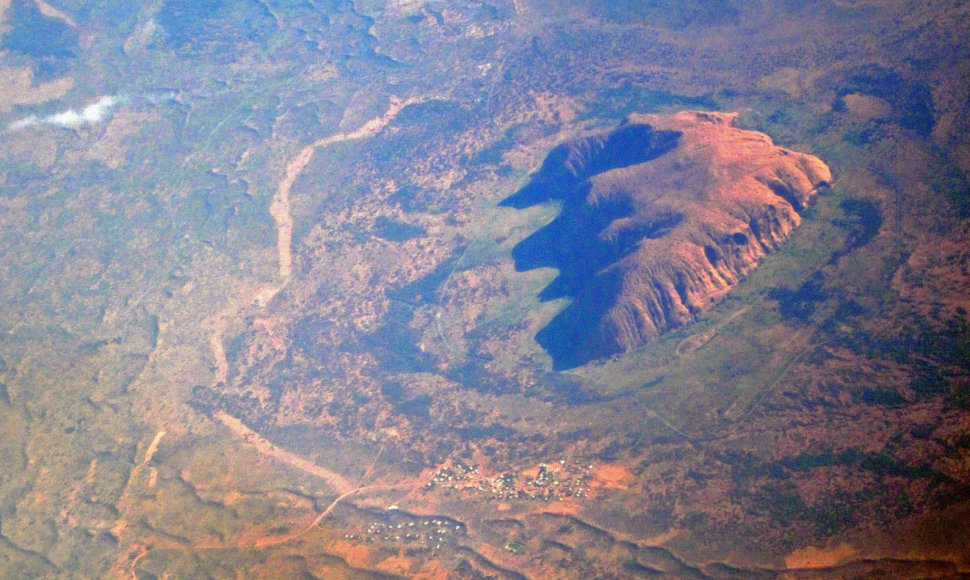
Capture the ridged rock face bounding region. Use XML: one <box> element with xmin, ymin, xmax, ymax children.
<box><xmin>502</xmin><ymin>111</ymin><xmax>831</xmax><ymax>369</ymax></box>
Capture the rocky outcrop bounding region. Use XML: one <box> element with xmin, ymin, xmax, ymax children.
<box><xmin>502</xmin><ymin>111</ymin><xmax>831</xmax><ymax>368</ymax></box>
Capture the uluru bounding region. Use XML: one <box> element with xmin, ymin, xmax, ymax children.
<box><xmin>502</xmin><ymin>111</ymin><xmax>832</xmax><ymax>369</ymax></box>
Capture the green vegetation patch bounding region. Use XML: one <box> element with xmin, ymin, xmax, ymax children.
<box><xmin>588</xmin><ymin>85</ymin><xmax>717</xmax><ymax>120</ymax></box>
<box><xmin>591</xmin><ymin>0</ymin><xmax>740</xmax><ymax>29</ymax></box>
<box><xmin>781</xmin><ymin>448</ymin><xmax>942</xmax><ymax>481</ymax></box>
<box><xmin>856</xmin><ymin>387</ymin><xmax>906</xmax><ymax>408</ymax></box>
<box><xmin>834</xmin><ymin>197</ymin><xmax>883</xmax><ymax>250</ymax></box>
<box><xmin>767</xmin><ymin>272</ymin><xmax>828</xmax><ymax>322</ymax></box>
<box><xmin>373</xmin><ymin>216</ymin><xmax>426</xmax><ymax>242</ymax></box>
<box><xmin>925</xmin><ymin>159</ymin><xmax>970</xmax><ymax>219</ymax></box>
<box><xmin>156</xmin><ymin>0</ymin><xmax>277</xmax><ymax>56</ymax></box>
<box><xmin>0</xmin><ymin>0</ymin><xmax>77</xmax><ymax>78</ymax></box>
<box><xmin>837</xmin><ymin>67</ymin><xmax>936</xmax><ymax>138</ymax></box>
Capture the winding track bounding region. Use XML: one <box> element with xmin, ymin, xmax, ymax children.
<box><xmin>123</xmin><ymin>99</ymin><xmax>431</xmax><ymax>579</ymax></box>
<box><xmin>213</xmin><ymin>411</ymin><xmax>355</xmax><ymax>493</ymax></box>
<box><xmin>206</xmin><ymin>96</ymin><xmax>428</xmax><ymax>486</ymax></box>
<box><xmin>206</xmin><ymin>96</ymin><xmax>426</xmax><ymax>381</ymax></box>
<box><xmin>269</xmin><ymin>96</ymin><xmax>426</xmax><ymax>280</ymax></box>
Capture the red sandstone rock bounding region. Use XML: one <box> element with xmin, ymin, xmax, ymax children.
<box><xmin>505</xmin><ymin>111</ymin><xmax>831</xmax><ymax>367</ymax></box>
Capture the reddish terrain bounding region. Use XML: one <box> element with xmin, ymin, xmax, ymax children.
<box><xmin>503</xmin><ymin>111</ymin><xmax>831</xmax><ymax>367</ymax></box>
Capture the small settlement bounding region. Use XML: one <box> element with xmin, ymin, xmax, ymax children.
<box><xmin>424</xmin><ymin>459</ymin><xmax>595</xmax><ymax>501</ymax></box>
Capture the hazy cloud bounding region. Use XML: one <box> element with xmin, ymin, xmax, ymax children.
<box><xmin>9</xmin><ymin>95</ymin><xmax>125</xmax><ymax>130</ymax></box>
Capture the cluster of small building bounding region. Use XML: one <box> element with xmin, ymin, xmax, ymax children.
<box><xmin>343</xmin><ymin>514</ymin><xmax>465</xmax><ymax>553</ymax></box>
<box><xmin>424</xmin><ymin>459</ymin><xmax>478</xmax><ymax>488</ymax></box>
<box><xmin>425</xmin><ymin>459</ymin><xmax>594</xmax><ymax>501</ymax></box>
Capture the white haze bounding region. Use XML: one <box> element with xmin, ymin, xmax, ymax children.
<box><xmin>9</xmin><ymin>95</ymin><xmax>125</xmax><ymax>130</ymax></box>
